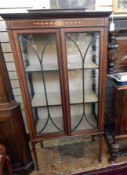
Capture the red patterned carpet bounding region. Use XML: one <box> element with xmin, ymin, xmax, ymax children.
<box><xmin>76</xmin><ymin>163</ymin><xmax>127</xmax><ymax>175</ymax></box>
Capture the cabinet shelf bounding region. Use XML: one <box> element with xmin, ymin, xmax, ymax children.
<box><xmin>36</xmin><ymin>113</ymin><xmax>97</xmax><ymax>134</ymax></box>
<box><xmin>31</xmin><ymin>90</ymin><xmax>98</xmax><ymax>107</ymax></box>
<box><xmin>68</xmin><ymin>62</ymin><xmax>99</xmax><ymax>70</ymax></box>
<box><xmin>25</xmin><ymin>64</ymin><xmax>59</xmax><ymax>72</ymax></box>
<box><xmin>70</xmin><ymin>90</ymin><xmax>98</xmax><ymax>104</ymax></box>
<box><xmin>36</xmin><ymin>116</ymin><xmax>63</xmax><ymax>134</ymax></box>
<box><xmin>25</xmin><ymin>62</ymin><xmax>99</xmax><ymax>73</ymax></box>
<box><xmin>71</xmin><ymin>113</ymin><xmax>97</xmax><ymax>131</ymax></box>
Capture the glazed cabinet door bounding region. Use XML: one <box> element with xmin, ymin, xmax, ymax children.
<box><xmin>16</xmin><ymin>30</ymin><xmax>66</xmax><ymax>136</ymax></box>
<box><xmin>61</xmin><ymin>28</ymin><xmax>104</xmax><ymax>134</ymax></box>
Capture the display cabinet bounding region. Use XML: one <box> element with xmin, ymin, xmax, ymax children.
<box><xmin>1</xmin><ymin>10</ymin><xmax>111</xmax><ymax>169</ymax></box>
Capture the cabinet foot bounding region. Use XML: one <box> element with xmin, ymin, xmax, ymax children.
<box><xmin>98</xmin><ymin>155</ymin><xmax>102</xmax><ymax>162</ymax></box>
<box><xmin>40</xmin><ymin>142</ymin><xmax>44</xmax><ymax>148</ymax></box>
<box><xmin>91</xmin><ymin>135</ymin><xmax>95</xmax><ymax>142</ymax></box>
<box><xmin>98</xmin><ymin>134</ymin><xmax>103</xmax><ymax>163</ymax></box>
<box><xmin>31</xmin><ymin>142</ymin><xmax>39</xmax><ymax>170</ymax></box>
<box><xmin>109</xmin><ymin>143</ymin><xmax>119</xmax><ymax>163</ymax></box>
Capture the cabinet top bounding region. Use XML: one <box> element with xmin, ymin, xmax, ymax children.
<box><xmin>0</xmin><ymin>9</ymin><xmax>111</xmax><ymax>20</ymax></box>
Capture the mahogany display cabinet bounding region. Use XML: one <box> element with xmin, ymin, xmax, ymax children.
<box><xmin>1</xmin><ymin>10</ymin><xmax>111</xmax><ymax>169</ymax></box>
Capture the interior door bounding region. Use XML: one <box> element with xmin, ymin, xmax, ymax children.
<box><xmin>61</xmin><ymin>28</ymin><xmax>104</xmax><ymax>134</ymax></box>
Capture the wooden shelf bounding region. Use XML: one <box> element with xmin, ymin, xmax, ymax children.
<box><xmin>68</xmin><ymin>62</ymin><xmax>99</xmax><ymax>70</ymax></box>
<box><xmin>36</xmin><ymin>113</ymin><xmax>97</xmax><ymax>134</ymax></box>
<box><xmin>71</xmin><ymin>113</ymin><xmax>97</xmax><ymax>131</ymax></box>
<box><xmin>113</xmin><ymin>84</ymin><xmax>127</xmax><ymax>90</ymax></box>
<box><xmin>25</xmin><ymin>64</ymin><xmax>58</xmax><ymax>72</ymax></box>
<box><xmin>70</xmin><ymin>90</ymin><xmax>98</xmax><ymax>104</ymax></box>
<box><xmin>36</xmin><ymin>116</ymin><xmax>63</xmax><ymax>134</ymax></box>
<box><xmin>31</xmin><ymin>90</ymin><xmax>98</xmax><ymax>107</ymax></box>
<box><xmin>108</xmin><ymin>78</ymin><xmax>127</xmax><ymax>91</ymax></box>
<box><xmin>25</xmin><ymin>62</ymin><xmax>99</xmax><ymax>73</ymax></box>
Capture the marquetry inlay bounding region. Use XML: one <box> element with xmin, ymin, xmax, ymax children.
<box><xmin>33</xmin><ymin>20</ymin><xmax>81</xmax><ymax>27</ymax></box>
<box><xmin>10</xmin><ymin>18</ymin><xmax>105</xmax><ymax>29</ymax></box>
<box><xmin>55</xmin><ymin>21</ymin><xmax>64</xmax><ymax>26</ymax></box>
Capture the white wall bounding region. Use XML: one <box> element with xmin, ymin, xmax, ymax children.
<box><xmin>0</xmin><ymin>0</ymin><xmax>50</xmax><ymax>8</ymax></box>
<box><xmin>0</xmin><ymin>0</ymin><xmax>112</xmax><ymax>12</ymax></box>
<box><xmin>96</xmin><ymin>0</ymin><xmax>112</xmax><ymax>11</ymax></box>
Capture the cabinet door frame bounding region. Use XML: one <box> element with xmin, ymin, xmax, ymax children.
<box><xmin>10</xmin><ymin>29</ymin><xmax>68</xmax><ymax>139</ymax></box>
<box><xmin>60</xmin><ymin>27</ymin><xmax>106</xmax><ymax>135</ymax></box>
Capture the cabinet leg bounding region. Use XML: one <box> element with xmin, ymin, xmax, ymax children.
<box><xmin>109</xmin><ymin>142</ymin><xmax>119</xmax><ymax>164</ymax></box>
<box><xmin>91</xmin><ymin>135</ymin><xmax>95</xmax><ymax>142</ymax></box>
<box><xmin>98</xmin><ymin>134</ymin><xmax>103</xmax><ymax>162</ymax></box>
<box><xmin>109</xmin><ymin>154</ymin><xmax>117</xmax><ymax>164</ymax></box>
<box><xmin>40</xmin><ymin>142</ymin><xmax>44</xmax><ymax>148</ymax></box>
<box><xmin>31</xmin><ymin>142</ymin><xmax>39</xmax><ymax>170</ymax></box>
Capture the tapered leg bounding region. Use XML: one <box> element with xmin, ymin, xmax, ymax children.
<box><xmin>91</xmin><ymin>135</ymin><xmax>95</xmax><ymax>142</ymax></box>
<box><xmin>98</xmin><ymin>134</ymin><xmax>103</xmax><ymax>162</ymax></box>
<box><xmin>109</xmin><ymin>142</ymin><xmax>119</xmax><ymax>163</ymax></box>
<box><xmin>40</xmin><ymin>142</ymin><xmax>44</xmax><ymax>148</ymax></box>
<box><xmin>31</xmin><ymin>142</ymin><xmax>39</xmax><ymax>170</ymax></box>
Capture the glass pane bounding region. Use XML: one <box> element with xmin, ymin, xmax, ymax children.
<box><xmin>19</xmin><ymin>33</ymin><xmax>64</xmax><ymax>134</ymax></box>
<box><xmin>65</xmin><ymin>32</ymin><xmax>99</xmax><ymax>132</ymax></box>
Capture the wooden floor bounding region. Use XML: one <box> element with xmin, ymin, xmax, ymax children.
<box><xmin>29</xmin><ymin>135</ymin><xmax>127</xmax><ymax>175</ymax></box>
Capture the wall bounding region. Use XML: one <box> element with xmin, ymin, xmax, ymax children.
<box><xmin>0</xmin><ymin>0</ymin><xmax>112</xmax><ymax>10</ymax></box>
